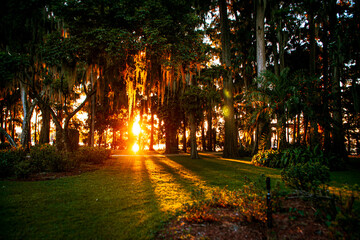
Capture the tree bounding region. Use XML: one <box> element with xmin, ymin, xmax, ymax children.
<box><xmin>220</xmin><ymin>0</ymin><xmax>238</xmax><ymax>158</ymax></box>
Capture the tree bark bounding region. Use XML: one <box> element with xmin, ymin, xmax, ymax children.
<box><xmin>0</xmin><ymin>127</ymin><xmax>17</xmax><ymax>147</ymax></box>
<box><xmin>201</xmin><ymin>121</ymin><xmax>206</xmax><ymax>151</ymax></box>
<box><xmin>189</xmin><ymin>113</ymin><xmax>199</xmax><ymax>159</ymax></box>
<box><xmin>182</xmin><ymin>114</ymin><xmax>187</xmax><ymax>152</ymax></box>
<box><xmin>149</xmin><ymin>109</ymin><xmax>155</xmax><ymax>151</ymax></box>
<box><xmin>39</xmin><ymin>102</ymin><xmax>50</xmax><ymax>144</ymax></box>
<box><xmin>256</xmin><ymin>0</ymin><xmax>267</xmax><ymax>78</ymax></box>
<box><xmin>308</xmin><ymin>5</ymin><xmax>320</xmax><ymax>148</ymax></box>
<box><xmin>220</xmin><ymin>0</ymin><xmax>238</xmax><ymax>158</ymax></box>
<box><xmin>20</xmin><ymin>81</ymin><xmax>37</xmax><ymax>151</ymax></box>
<box><xmin>329</xmin><ymin>0</ymin><xmax>347</xmax><ymax>159</ymax></box>
<box><xmin>207</xmin><ymin>107</ymin><xmax>213</xmax><ymax>151</ymax></box>
<box><xmin>252</xmin><ymin>0</ymin><xmax>267</xmax><ymax>155</ymax></box>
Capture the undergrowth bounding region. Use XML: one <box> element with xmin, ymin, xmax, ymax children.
<box><xmin>0</xmin><ymin>145</ymin><xmax>111</xmax><ymax>179</ymax></box>
<box><xmin>180</xmin><ymin>175</ymin><xmax>275</xmax><ymax>224</ymax></box>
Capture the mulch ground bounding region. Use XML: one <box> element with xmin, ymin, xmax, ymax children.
<box><xmin>157</xmin><ymin>197</ymin><xmax>331</xmax><ymax>240</ymax></box>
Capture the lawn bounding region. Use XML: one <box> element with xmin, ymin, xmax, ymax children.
<box><xmin>0</xmin><ymin>153</ymin><xmax>359</xmax><ymax>239</ymax></box>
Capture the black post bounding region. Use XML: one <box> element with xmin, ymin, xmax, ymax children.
<box><xmin>266</xmin><ymin>177</ymin><xmax>273</xmax><ymax>228</ymax></box>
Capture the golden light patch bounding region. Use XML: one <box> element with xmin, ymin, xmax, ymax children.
<box><xmin>144</xmin><ymin>157</ymin><xmax>191</xmax><ymax>212</ymax></box>
<box><xmin>159</xmin><ymin>158</ymin><xmax>213</xmax><ymax>198</ymax></box>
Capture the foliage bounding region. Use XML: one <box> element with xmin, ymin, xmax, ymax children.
<box><xmin>180</xmin><ymin>85</ymin><xmax>206</xmax><ymax>124</ymax></box>
<box><xmin>281</xmin><ymin>162</ymin><xmax>330</xmax><ymax>192</ymax></box>
<box><xmin>251</xmin><ymin>149</ymin><xmax>282</xmax><ymax>168</ymax></box>
<box><xmin>312</xmin><ymin>186</ymin><xmax>360</xmax><ymax>240</ymax></box>
<box><xmin>281</xmin><ymin>145</ymin><xmax>342</xmax><ymax>170</ymax></box>
<box><xmin>0</xmin><ymin>145</ymin><xmax>111</xmax><ymax>179</ymax></box>
<box><xmin>181</xmin><ymin>177</ymin><xmax>268</xmax><ymax>224</ymax></box>
<box><xmin>0</xmin><ymin>142</ymin><xmax>12</xmax><ymax>150</ymax></box>
<box><xmin>0</xmin><ymin>148</ymin><xmax>26</xmax><ymax>178</ymax></box>
<box><xmin>1</xmin><ymin>154</ymin><xmax>359</xmax><ymax>239</ymax></box>
<box><xmin>74</xmin><ymin>146</ymin><xmax>111</xmax><ymax>164</ymax></box>
<box><xmin>252</xmin><ymin>145</ymin><xmax>342</xmax><ymax>171</ymax></box>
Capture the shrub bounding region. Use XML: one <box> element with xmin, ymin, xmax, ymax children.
<box><xmin>182</xmin><ymin>177</ymin><xmax>268</xmax><ymax>224</ymax></box>
<box><xmin>253</xmin><ymin>145</ymin><xmax>342</xmax><ymax>171</ymax></box>
<box><xmin>0</xmin><ymin>148</ymin><xmax>26</xmax><ymax>178</ymax></box>
<box><xmin>73</xmin><ymin>147</ymin><xmax>111</xmax><ymax>164</ymax></box>
<box><xmin>14</xmin><ymin>159</ymin><xmax>33</xmax><ymax>179</ymax></box>
<box><xmin>0</xmin><ymin>142</ymin><xmax>12</xmax><ymax>150</ymax></box>
<box><xmin>280</xmin><ymin>145</ymin><xmax>341</xmax><ymax>170</ymax></box>
<box><xmin>29</xmin><ymin>144</ymin><xmax>69</xmax><ymax>172</ymax></box>
<box><xmin>251</xmin><ymin>149</ymin><xmax>282</xmax><ymax>168</ymax></box>
<box><xmin>281</xmin><ymin>162</ymin><xmax>330</xmax><ymax>192</ymax></box>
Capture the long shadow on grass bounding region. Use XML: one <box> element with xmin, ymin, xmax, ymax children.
<box><xmin>152</xmin><ymin>156</ymin><xmax>214</xmax><ymax>197</ymax></box>
<box><xmin>143</xmin><ymin>156</ymin><xmax>194</xmax><ymax>212</ymax></box>
<box><xmin>165</xmin><ymin>154</ymin><xmax>281</xmax><ymax>190</ymax></box>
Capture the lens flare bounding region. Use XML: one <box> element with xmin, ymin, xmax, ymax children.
<box><xmin>132</xmin><ymin>121</ymin><xmax>141</xmax><ymax>136</ymax></box>
<box><xmin>132</xmin><ymin>143</ymin><xmax>139</xmax><ymax>153</ymax></box>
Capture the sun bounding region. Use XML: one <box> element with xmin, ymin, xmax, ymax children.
<box><xmin>132</xmin><ymin>143</ymin><xmax>140</xmax><ymax>153</ymax></box>
<box><xmin>132</xmin><ymin>119</ymin><xmax>141</xmax><ymax>136</ymax></box>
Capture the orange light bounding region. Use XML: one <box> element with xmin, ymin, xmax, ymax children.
<box><xmin>132</xmin><ymin>121</ymin><xmax>141</xmax><ymax>136</ymax></box>
<box><xmin>132</xmin><ymin>143</ymin><xmax>139</xmax><ymax>153</ymax></box>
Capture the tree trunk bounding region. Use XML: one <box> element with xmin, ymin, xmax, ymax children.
<box><xmin>0</xmin><ymin>105</ymin><xmax>5</xmax><ymax>143</ymax></box>
<box><xmin>189</xmin><ymin>113</ymin><xmax>199</xmax><ymax>159</ymax></box>
<box><xmin>149</xmin><ymin>110</ymin><xmax>154</xmax><ymax>151</ymax></box>
<box><xmin>322</xmin><ymin>10</ymin><xmax>331</xmax><ymax>152</ymax></box>
<box><xmin>207</xmin><ymin>107</ymin><xmax>213</xmax><ymax>151</ymax></box>
<box><xmin>0</xmin><ymin>127</ymin><xmax>17</xmax><ymax>147</ymax></box>
<box><xmin>165</xmin><ymin>120</ymin><xmax>178</xmax><ymax>154</ymax></box>
<box><xmin>329</xmin><ymin>0</ymin><xmax>347</xmax><ymax>159</ymax></box>
<box><xmin>308</xmin><ymin>6</ymin><xmax>320</xmax><ymax>149</ymax></box>
<box><xmin>112</xmin><ymin>128</ymin><xmax>116</xmax><ymax>150</ymax></box>
<box><xmin>256</xmin><ymin>0</ymin><xmax>267</xmax><ymax>78</ymax></box>
<box><xmin>303</xmin><ymin>116</ymin><xmax>309</xmax><ymax>145</ymax></box>
<box><xmin>332</xmin><ymin>64</ymin><xmax>346</xmax><ymax>157</ymax></box>
<box><xmin>220</xmin><ymin>0</ymin><xmax>238</xmax><ymax>158</ymax></box>
<box><xmin>90</xmin><ymin>93</ymin><xmax>95</xmax><ymax>147</ymax></box>
<box><xmin>182</xmin><ymin>114</ymin><xmax>187</xmax><ymax>152</ymax></box>
<box><xmin>309</xmin><ymin>7</ymin><xmax>316</xmax><ymax>76</ymax></box>
<box><xmin>39</xmin><ymin>102</ymin><xmax>50</xmax><ymax>144</ymax></box>
<box><xmin>201</xmin><ymin>121</ymin><xmax>206</xmax><ymax>151</ymax></box>
<box><xmin>20</xmin><ymin>81</ymin><xmax>37</xmax><ymax>151</ymax></box>
<box><xmin>251</xmin><ymin>0</ymin><xmax>267</xmax><ymax>155</ymax></box>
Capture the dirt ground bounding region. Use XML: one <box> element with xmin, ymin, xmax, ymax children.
<box><xmin>157</xmin><ymin>197</ymin><xmax>331</xmax><ymax>240</ymax></box>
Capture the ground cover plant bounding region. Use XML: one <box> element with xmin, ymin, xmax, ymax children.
<box><xmin>0</xmin><ymin>153</ymin><xmax>359</xmax><ymax>239</ymax></box>
<box><xmin>0</xmin><ymin>145</ymin><xmax>111</xmax><ymax>180</ymax></box>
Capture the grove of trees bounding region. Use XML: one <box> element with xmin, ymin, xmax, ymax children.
<box><xmin>1</xmin><ymin>0</ymin><xmax>359</xmax><ymax>162</ymax></box>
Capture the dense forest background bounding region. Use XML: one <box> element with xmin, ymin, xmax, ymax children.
<box><xmin>0</xmin><ymin>0</ymin><xmax>359</xmax><ymax>161</ymax></box>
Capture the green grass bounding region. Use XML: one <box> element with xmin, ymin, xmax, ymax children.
<box><xmin>1</xmin><ymin>153</ymin><xmax>359</xmax><ymax>239</ymax></box>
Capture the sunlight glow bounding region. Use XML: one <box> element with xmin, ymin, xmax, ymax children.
<box><xmin>132</xmin><ymin>120</ymin><xmax>141</xmax><ymax>136</ymax></box>
<box><xmin>144</xmin><ymin>157</ymin><xmax>191</xmax><ymax>212</ymax></box>
<box><xmin>132</xmin><ymin>143</ymin><xmax>140</xmax><ymax>153</ymax></box>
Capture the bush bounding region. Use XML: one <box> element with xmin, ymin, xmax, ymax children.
<box><xmin>0</xmin><ymin>148</ymin><xmax>26</xmax><ymax>178</ymax></box>
<box><xmin>73</xmin><ymin>147</ymin><xmax>111</xmax><ymax>164</ymax></box>
<box><xmin>29</xmin><ymin>144</ymin><xmax>69</xmax><ymax>172</ymax></box>
<box><xmin>281</xmin><ymin>162</ymin><xmax>330</xmax><ymax>192</ymax></box>
<box><xmin>280</xmin><ymin>145</ymin><xmax>341</xmax><ymax>170</ymax></box>
<box><xmin>0</xmin><ymin>142</ymin><xmax>12</xmax><ymax>150</ymax></box>
<box><xmin>14</xmin><ymin>159</ymin><xmax>33</xmax><ymax>179</ymax></box>
<box><xmin>0</xmin><ymin>145</ymin><xmax>111</xmax><ymax>179</ymax></box>
<box><xmin>182</xmin><ymin>177</ymin><xmax>269</xmax><ymax>224</ymax></box>
<box><xmin>252</xmin><ymin>145</ymin><xmax>342</xmax><ymax>171</ymax></box>
<box><xmin>251</xmin><ymin>149</ymin><xmax>282</xmax><ymax>168</ymax></box>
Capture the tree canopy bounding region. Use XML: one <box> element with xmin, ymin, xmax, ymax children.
<box><xmin>0</xmin><ymin>0</ymin><xmax>359</xmax><ymax>162</ymax></box>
